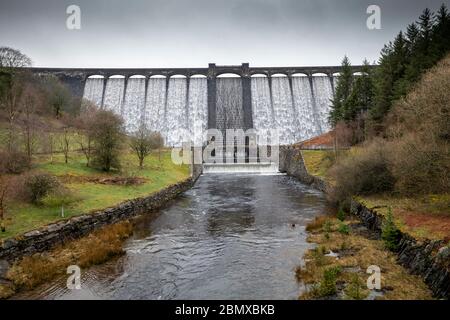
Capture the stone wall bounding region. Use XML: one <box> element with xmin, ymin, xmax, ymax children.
<box><xmin>0</xmin><ymin>178</ymin><xmax>194</xmax><ymax>262</ymax></box>
<box><xmin>278</xmin><ymin>146</ymin><xmax>328</xmax><ymax>192</ymax></box>
<box><xmin>191</xmin><ymin>164</ymin><xmax>203</xmax><ymax>182</ymax></box>
<box><xmin>350</xmin><ymin>200</ymin><xmax>450</xmax><ymax>299</ymax></box>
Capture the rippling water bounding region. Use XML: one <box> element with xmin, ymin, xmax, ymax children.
<box><xmin>14</xmin><ymin>174</ymin><xmax>331</xmax><ymax>300</ymax></box>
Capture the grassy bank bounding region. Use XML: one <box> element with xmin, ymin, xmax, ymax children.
<box><xmin>296</xmin><ymin>215</ymin><xmax>433</xmax><ymax>300</ymax></box>
<box><xmin>1</xmin><ymin>149</ymin><xmax>189</xmax><ymax>240</ymax></box>
<box><xmin>0</xmin><ymin>220</ymin><xmax>133</xmax><ymax>299</ymax></box>
<box><xmin>301</xmin><ymin>149</ymin><xmax>450</xmax><ymax>242</ymax></box>
<box><xmin>300</xmin><ymin>150</ymin><xmax>334</xmax><ymax>180</ymax></box>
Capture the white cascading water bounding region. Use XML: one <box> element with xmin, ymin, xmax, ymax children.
<box><xmin>82</xmin><ymin>73</ymin><xmax>334</xmax><ymax>148</ymax></box>
<box><xmin>144</xmin><ymin>77</ymin><xmax>167</xmax><ymax>133</ymax></box>
<box><xmin>312</xmin><ymin>76</ymin><xmax>334</xmax><ymax>133</ymax></box>
<box><xmin>270</xmin><ymin>76</ymin><xmax>296</xmax><ymax>145</ymax></box>
<box><xmin>251</xmin><ymin>76</ymin><xmax>273</xmax><ymax>143</ymax></box>
<box><xmin>82</xmin><ymin>78</ymin><xmax>104</xmax><ymax>107</ymax></box>
<box><xmin>216</xmin><ymin>78</ymin><xmax>244</xmax><ymax>132</ymax></box>
<box><xmin>122</xmin><ymin>77</ymin><xmax>146</xmax><ymax>133</ymax></box>
<box><xmin>251</xmin><ymin>75</ymin><xmax>334</xmax><ymax>145</ymax></box>
<box><xmin>188</xmin><ymin>78</ymin><xmax>208</xmax><ymax>147</ymax></box>
<box><xmin>103</xmin><ymin>77</ymin><xmax>125</xmax><ymax>115</ymax></box>
<box><xmin>165</xmin><ymin>78</ymin><xmax>188</xmax><ymax>147</ymax></box>
<box><xmin>291</xmin><ymin>76</ymin><xmax>320</xmax><ymax>140</ymax></box>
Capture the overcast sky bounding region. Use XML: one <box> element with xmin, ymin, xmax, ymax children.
<box><xmin>0</xmin><ymin>0</ymin><xmax>448</xmax><ymax>68</ymax></box>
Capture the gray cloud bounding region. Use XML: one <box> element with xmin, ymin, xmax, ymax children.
<box><xmin>0</xmin><ymin>0</ymin><xmax>448</xmax><ymax>67</ymax></box>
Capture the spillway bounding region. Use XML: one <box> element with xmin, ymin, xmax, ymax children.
<box><xmin>82</xmin><ymin>71</ymin><xmax>336</xmax><ymax>147</ymax></box>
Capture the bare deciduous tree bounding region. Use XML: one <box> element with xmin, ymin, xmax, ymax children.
<box><xmin>0</xmin><ymin>47</ymin><xmax>32</xmax><ymax>69</ymax></box>
<box><xmin>0</xmin><ymin>177</ymin><xmax>9</xmax><ymax>232</ymax></box>
<box><xmin>20</xmin><ymin>84</ymin><xmax>42</xmax><ymax>159</ymax></box>
<box><xmin>0</xmin><ymin>48</ymin><xmax>32</xmax><ymax>154</ymax></box>
<box><xmin>61</xmin><ymin>127</ymin><xmax>71</xmax><ymax>164</ymax></box>
<box><xmin>149</xmin><ymin>131</ymin><xmax>164</xmax><ymax>164</ymax></box>
<box><xmin>130</xmin><ymin>126</ymin><xmax>153</xmax><ymax>169</ymax></box>
<box><xmin>1</xmin><ymin>75</ymin><xmax>25</xmax><ymax>152</ymax></box>
<box><xmin>75</xmin><ymin>102</ymin><xmax>97</xmax><ymax>167</ymax></box>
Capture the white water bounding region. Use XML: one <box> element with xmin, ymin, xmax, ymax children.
<box><xmin>188</xmin><ymin>78</ymin><xmax>208</xmax><ymax>147</ymax></box>
<box><xmin>103</xmin><ymin>78</ymin><xmax>125</xmax><ymax>115</ymax></box>
<box><xmin>165</xmin><ymin>78</ymin><xmax>188</xmax><ymax>147</ymax></box>
<box><xmin>312</xmin><ymin>76</ymin><xmax>334</xmax><ymax>133</ymax></box>
<box><xmin>216</xmin><ymin>78</ymin><xmax>244</xmax><ymax>132</ymax></box>
<box><xmin>122</xmin><ymin>77</ymin><xmax>146</xmax><ymax>133</ymax></box>
<box><xmin>144</xmin><ymin>77</ymin><xmax>167</xmax><ymax>134</ymax></box>
<box><xmin>250</xmin><ymin>75</ymin><xmax>333</xmax><ymax>145</ymax></box>
<box><xmin>270</xmin><ymin>77</ymin><xmax>296</xmax><ymax>144</ymax></box>
<box><xmin>82</xmin><ymin>74</ymin><xmax>334</xmax><ymax>147</ymax></box>
<box><xmin>291</xmin><ymin>76</ymin><xmax>320</xmax><ymax>139</ymax></box>
<box><xmin>251</xmin><ymin>77</ymin><xmax>273</xmax><ymax>143</ymax></box>
<box><xmin>82</xmin><ymin>78</ymin><xmax>104</xmax><ymax>107</ymax></box>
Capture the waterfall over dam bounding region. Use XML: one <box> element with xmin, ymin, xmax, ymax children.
<box><xmin>30</xmin><ymin>63</ymin><xmax>366</xmax><ymax>147</ymax></box>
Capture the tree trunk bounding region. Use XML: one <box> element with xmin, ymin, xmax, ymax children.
<box><xmin>0</xmin><ymin>205</ymin><xmax>4</xmax><ymax>232</ymax></box>
<box><xmin>334</xmin><ymin>129</ymin><xmax>338</xmax><ymax>162</ymax></box>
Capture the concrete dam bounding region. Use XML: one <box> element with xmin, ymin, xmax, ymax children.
<box><xmin>30</xmin><ymin>63</ymin><xmax>366</xmax><ymax>146</ymax></box>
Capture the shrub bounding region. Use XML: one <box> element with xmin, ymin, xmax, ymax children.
<box><xmin>337</xmin><ymin>207</ymin><xmax>347</xmax><ymax>221</ymax></box>
<box><xmin>337</xmin><ymin>222</ymin><xmax>350</xmax><ymax>235</ymax></box>
<box><xmin>323</xmin><ymin>220</ymin><xmax>333</xmax><ymax>233</ymax></box>
<box><xmin>389</xmin><ymin>134</ymin><xmax>450</xmax><ymax>195</ymax></box>
<box><xmin>41</xmin><ymin>189</ymin><xmax>77</xmax><ymax>208</ymax></box>
<box><xmin>381</xmin><ymin>207</ymin><xmax>401</xmax><ymax>251</ymax></box>
<box><xmin>329</xmin><ymin>139</ymin><xmax>395</xmax><ymax>204</ymax></box>
<box><xmin>90</xmin><ymin>110</ymin><xmax>123</xmax><ymax>172</ymax></box>
<box><xmin>24</xmin><ymin>173</ymin><xmax>61</xmax><ymax>204</ymax></box>
<box><xmin>312</xmin><ymin>246</ymin><xmax>328</xmax><ymax>267</ymax></box>
<box><xmin>318</xmin><ymin>266</ymin><xmax>341</xmax><ymax>296</ymax></box>
<box><xmin>345</xmin><ymin>274</ymin><xmax>367</xmax><ymax>300</ymax></box>
<box><xmin>0</xmin><ymin>150</ymin><xmax>30</xmax><ymax>174</ymax></box>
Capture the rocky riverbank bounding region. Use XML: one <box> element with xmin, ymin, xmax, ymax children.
<box><xmin>350</xmin><ymin>200</ymin><xmax>450</xmax><ymax>299</ymax></box>
<box><xmin>279</xmin><ymin>146</ymin><xmax>449</xmax><ymax>299</ymax></box>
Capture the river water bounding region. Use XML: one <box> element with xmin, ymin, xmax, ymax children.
<box><xmin>15</xmin><ymin>174</ymin><xmax>331</xmax><ymax>300</ymax></box>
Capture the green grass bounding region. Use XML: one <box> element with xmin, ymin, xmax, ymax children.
<box><xmin>300</xmin><ymin>150</ymin><xmax>335</xmax><ymax>180</ymax></box>
<box><xmin>0</xmin><ymin>150</ymin><xmax>190</xmax><ymax>240</ymax></box>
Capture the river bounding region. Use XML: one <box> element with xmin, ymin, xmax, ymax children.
<box><xmin>14</xmin><ymin>174</ymin><xmax>331</xmax><ymax>300</ymax></box>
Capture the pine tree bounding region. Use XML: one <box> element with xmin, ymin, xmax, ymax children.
<box><xmin>431</xmin><ymin>4</ymin><xmax>450</xmax><ymax>61</ymax></box>
<box><xmin>329</xmin><ymin>55</ymin><xmax>353</xmax><ymax>126</ymax></box>
<box><xmin>370</xmin><ymin>31</ymin><xmax>409</xmax><ymax>127</ymax></box>
<box><xmin>370</xmin><ymin>42</ymin><xmax>395</xmax><ymax>125</ymax></box>
<box><xmin>343</xmin><ymin>59</ymin><xmax>373</xmax><ymax>121</ymax></box>
<box><xmin>331</xmin><ymin>6</ymin><xmax>449</xmax><ymax>138</ymax></box>
<box><xmin>391</xmin><ymin>31</ymin><xmax>409</xmax><ymax>100</ymax></box>
<box><xmin>406</xmin><ymin>22</ymin><xmax>420</xmax><ymax>52</ymax></box>
<box><xmin>405</xmin><ymin>8</ymin><xmax>436</xmax><ymax>83</ymax></box>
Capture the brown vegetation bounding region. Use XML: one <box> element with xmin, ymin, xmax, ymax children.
<box><xmin>60</xmin><ymin>174</ymin><xmax>147</xmax><ymax>186</ymax></box>
<box><xmin>3</xmin><ymin>220</ymin><xmax>133</xmax><ymax>295</ymax></box>
<box><xmin>297</xmin><ymin>216</ymin><xmax>433</xmax><ymax>300</ymax></box>
<box><xmin>329</xmin><ymin>139</ymin><xmax>395</xmax><ymax>205</ymax></box>
<box><xmin>330</xmin><ymin>54</ymin><xmax>450</xmax><ymax>204</ymax></box>
<box><xmin>305</xmin><ymin>215</ymin><xmax>329</xmax><ymax>232</ymax></box>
